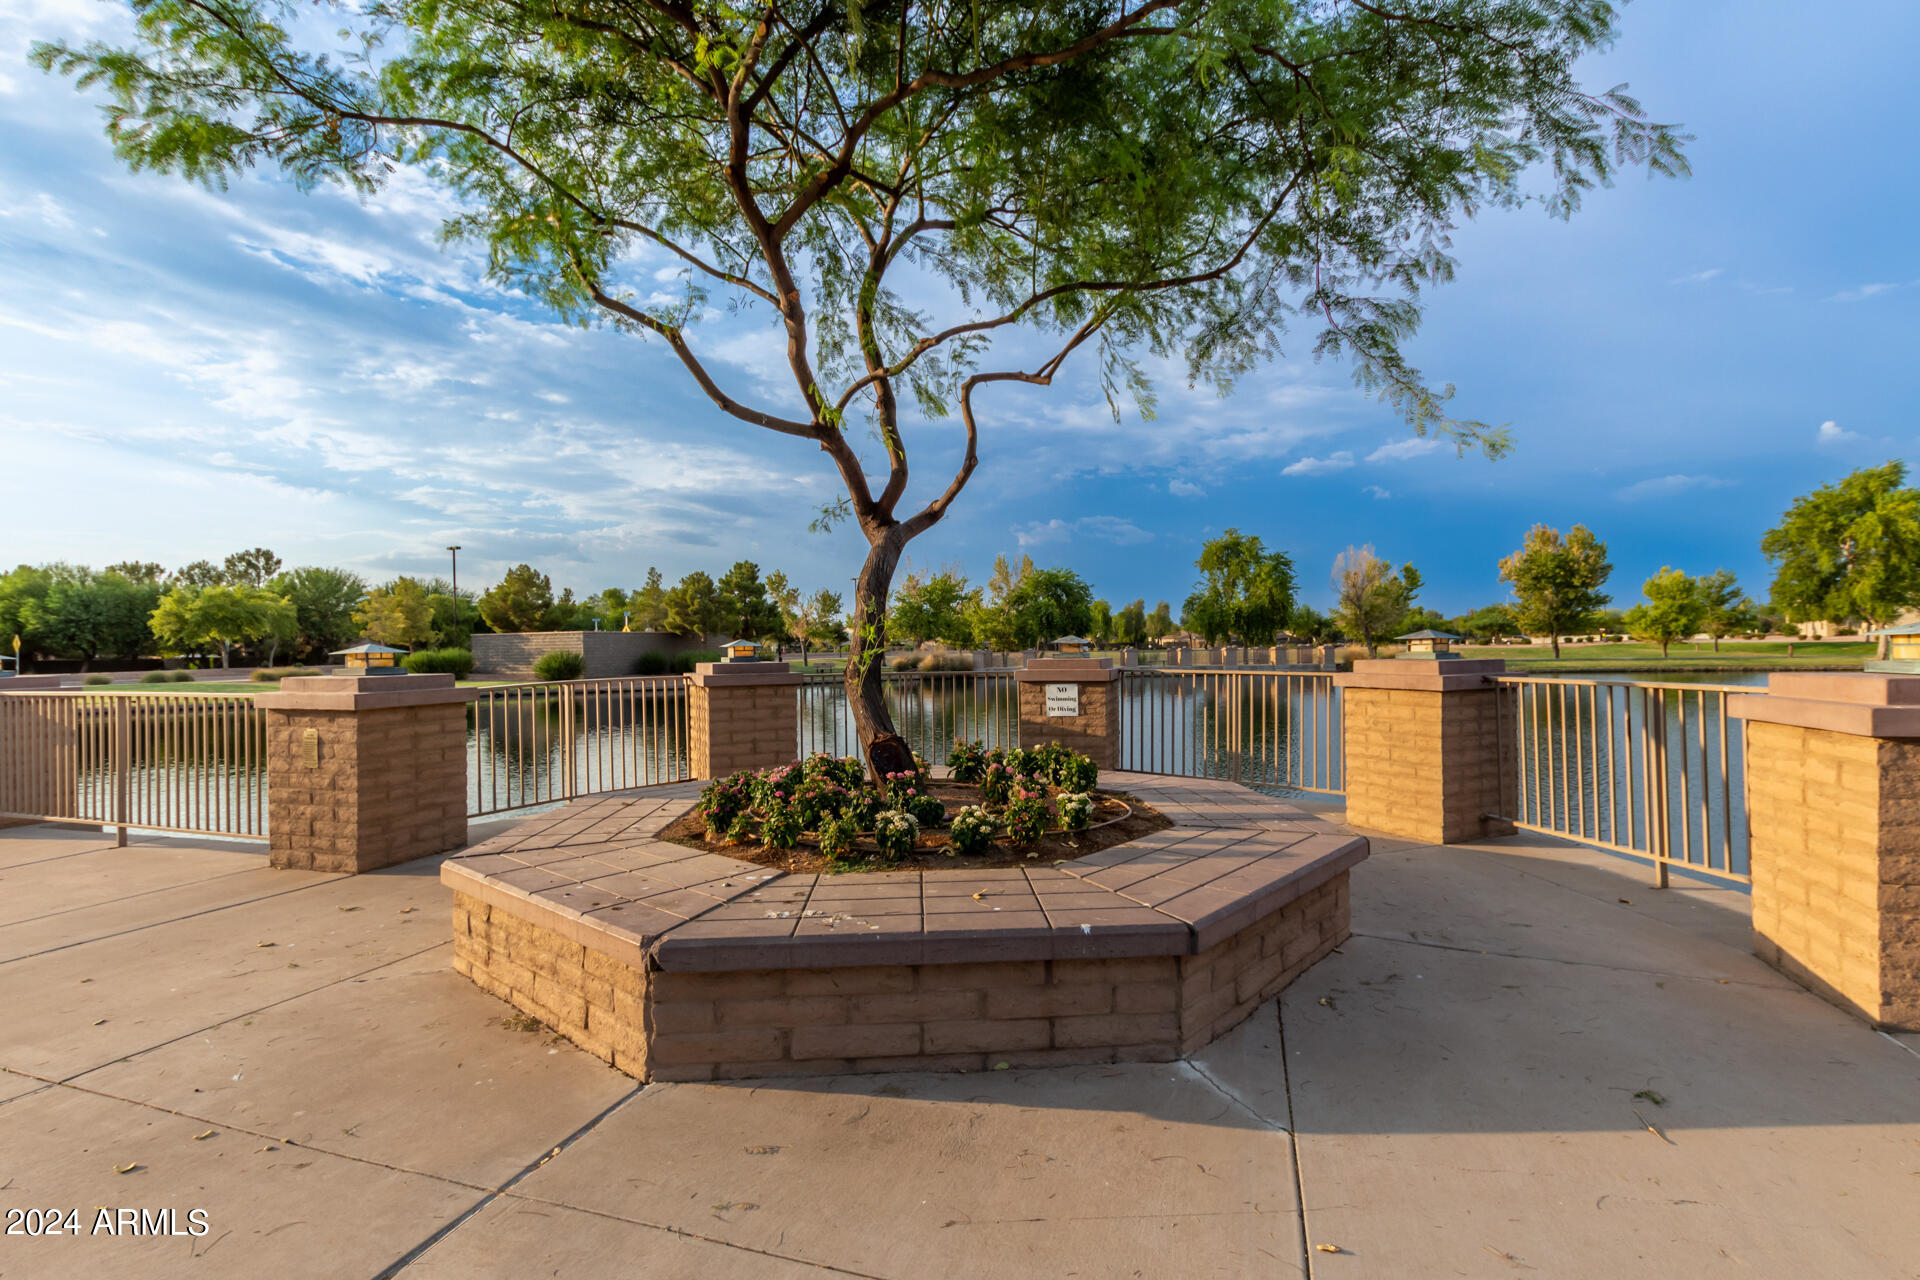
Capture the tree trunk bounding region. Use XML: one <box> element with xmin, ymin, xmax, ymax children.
<box><xmin>845</xmin><ymin>530</ymin><xmax>911</xmax><ymax>779</ymax></box>
<box><xmin>1551</xmin><ymin>633</ymin><xmax>1561</xmax><ymax>659</ymax></box>
<box><xmin>219</xmin><ymin>640</ymin><xmax>231</xmax><ymax>668</ymax></box>
<box><xmin>1712</xmin><ymin>634</ymin><xmax>1719</xmax><ymax>652</ymax></box>
<box><xmin>1660</xmin><ymin>638</ymin><xmax>1670</xmax><ymax>659</ymax></box>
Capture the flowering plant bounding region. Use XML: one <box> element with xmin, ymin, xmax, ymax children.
<box><xmin>816</xmin><ymin>811</ymin><xmax>860</xmax><ymax>861</ymax></box>
<box><xmin>872</xmin><ymin>809</ymin><xmax>920</xmax><ymax>860</ymax></box>
<box><xmin>1053</xmin><ymin>752</ymin><xmax>1098</xmax><ymax>792</ymax></box>
<box><xmin>947</xmin><ymin>740</ymin><xmax>989</xmax><ymax>784</ymax></box>
<box><xmin>947</xmin><ymin>805</ymin><xmax>996</xmax><ymax>856</ymax></box>
<box><xmin>696</xmin><ymin>772</ymin><xmax>755</xmax><ymax>836</ymax></box>
<box><xmin>1002</xmin><ymin>786</ymin><xmax>1052</xmax><ymax>846</ymax></box>
<box><xmin>1056</xmin><ymin>791</ymin><xmax>1095</xmax><ymax>831</ymax></box>
<box><xmin>907</xmin><ymin>791</ymin><xmax>944</xmax><ymax>827</ymax></box>
<box><xmin>980</xmin><ymin>761</ymin><xmax>1016</xmax><ymax>806</ymax></box>
<box><xmin>759</xmin><ymin>799</ymin><xmax>802</xmax><ymax>850</ymax></box>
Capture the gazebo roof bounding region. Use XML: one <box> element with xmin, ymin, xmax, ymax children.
<box><xmin>1052</xmin><ymin>635</ymin><xmax>1092</xmax><ymax>645</ymax></box>
<box><xmin>1395</xmin><ymin>629</ymin><xmax>1463</xmax><ymax>641</ymax></box>
<box><xmin>330</xmin><ymin>642</ymin><xmax>409</xmax><ymax>655</ymax></box>
<box><xmin>716</xmin><ymin>638</ymin><xmax>759</xmax><ymax>649</ymax></box>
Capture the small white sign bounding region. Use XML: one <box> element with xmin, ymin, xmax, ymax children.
<box><xmin>1045</xmin><ymin>683</ymin><xmax>1080</xmax><ymax>717</ymax></box>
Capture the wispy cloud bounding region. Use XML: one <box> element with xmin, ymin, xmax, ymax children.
<box><xmin>1669</xmin><ymin>267</ymin><xmax>1724</xmax><ymax>286</ymax></box>
<box><xmin>1362</xmin><ymin>485</ymin><xmax>1391</xmax><ymax>500</ymax></box>
<box><xmin>1014</xmin><ymin>516</ymin><xmax>1154</xmax><ymax>548</ymax></box>
<box><xmin>1281</xmin><ymin>451</ymin><xmax>1355</xmax><ymax>476</ymax></box>
<box><xmin>1168</xmin><ymin>478</ymin><xmax>1204</xmax><ymax>498</ymax></box>
<box><xmin>1615</xmin><ymin>474</ymin><xmax>1732</xmax><ymax>502</ymax></box>
<box><xmin>1827</xmin><ymin>283</ymin><xmax>1898</xmax><ymax>303</ymax></box>
<box><xmin>1817</xmin><ymin>419</ymin><xmax>1862</xmax><ymax>445</ymax></box>
<box><xmin>1365</xmin><ymin>437</ymin><xmax>1446</xmax><ymax>464</ymax></box>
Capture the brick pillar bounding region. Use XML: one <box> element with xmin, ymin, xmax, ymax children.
<box><xmin>1730</xmin><ymin>674</ymin><xmax>1920</xmax><ymax>1030</ymax></box>
<box><xmin>687</xmin><ymin>662</ymin><xmax>802</xmax><ymax>777</ymax></box>
<box><xmin>1015</xmin><ymin>656</ymin><xmax>1121</xmax><ymax>770</ymax></box>
<box><xmin>1333</xmin><ymin>659</ymin><xmax>1511</xmax><ymax>845</ymax></box>
<box><xmin>255</xmin><ymin>673</ymin><xmax>474</xmax><ymax>874</ymax></box>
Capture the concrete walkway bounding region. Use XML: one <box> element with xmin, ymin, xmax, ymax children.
<box><xmin>0</xmin><ymin>816</ymin><xmax>1914</xmax><ymax>1279</ymax></box>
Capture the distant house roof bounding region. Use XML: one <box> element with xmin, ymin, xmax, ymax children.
<box><xmin>1395</xmin><ymin>629</ymin><xmax>1463</xmax><ymax>641</ymax></box>
<box><xmin>330</xmin><ymin>642</ymin><xmax>409</xmax><ymax>655</ymax></box>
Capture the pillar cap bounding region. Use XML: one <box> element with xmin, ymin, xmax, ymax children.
<box><xmin>1730</xmin><ymin>672</ymin><xmax>1920</xmax><ymax>738</ymax></box>
<box><xmin>1333</xmin><ymin>658</ymin><xmax>1505</xmax><ymax>692</ymax></box>
<box><xmin>254</xmin><ymin>672</ymin><xmax>477</xmax><ymax>710</ymax></box>
<box><xmin>1015</xmin><ymin>656</ymin><xmax>1120</xmax><ymax>683</ymax></box>
<box><xmin>688</xmin><ymin>662</ymin><xmax>803</xmax><ymax>687</ymax></box>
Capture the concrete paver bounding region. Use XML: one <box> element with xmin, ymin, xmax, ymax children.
<box><xmin>1</xmin><ymin>816</ymin><xmax>1916</xmax><ymax>1280</ymax></box>
<box><xmin>0</xmin><ymin>1084</ymin><xmax>483</xmax><ymax>1280</ymax></box>
<box><xmin>0</xmin><ymin>841</ymin><xmax>266</xmax><ymax>928</ymax></box>
<box><xmin>493</xmin><ymin>1067</ymin><xmax>1304</xmax><ymax>1279</ymax></box>
<box><xmin>69</xmin><ymin>944</ymin><xmax>640</xmax><ymax>1189</ymax></box>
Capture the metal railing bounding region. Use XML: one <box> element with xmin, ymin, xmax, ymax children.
<box><xmin>468</xmin><ymin>676</ymin><xmax>692</xmax><ymax>817</ymax></box>
<box><xmin>798</xmin><ymin>670</ymin><xmax>1021</xmax><ymax>765</ymax></box>
<box><xmin>1117</xmin><ymin>669</ymin><xmax>1343</xmax><ymax>794</ymax></box>
<box><xmin>1493</xmin><ymin>676</ymin><xmax>1750</xmax><ymax>885</ymax></box>
<box><xmin>0</xmin><ymin>690</ymin><xmax>268</xmax><ymax>840</ymax></box>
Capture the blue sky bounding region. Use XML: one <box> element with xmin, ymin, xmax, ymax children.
<box><xmin>2</xmin><ymin>0</ymin><xmax>1916</xmax><ymax>616</ymax></box>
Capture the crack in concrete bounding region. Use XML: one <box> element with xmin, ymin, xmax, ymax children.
<box><xmin>1273</xmin><ymin>1002</ymin><xmax>1315</xmax><ymax>1280</ymax></box>
<box><xmin>0</xmin><ymin>876</ymin><xmax>346</xmax><ymax>968</ymax></box>
<box><xmin>1348</xmin><ymin>929</ymin><xmax>1784</xmax><ymax>988</ymax></box>
<box><xmin>0</xmin><ymin>863</ymin><xmax>274</xmax><ymax>932</ymax></box>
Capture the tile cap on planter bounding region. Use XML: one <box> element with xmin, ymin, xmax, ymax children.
<box><xmin>687</xmin><ymin>661</ymin><xmax>804</xmax><ymax>687</ymax></box>
<box><xmin>1014</xmin><ymin>655</ymin><xmax>1121</xmax><ymax>683</ymax></box>
<box><xmin>1333</xmin><ymin>657</ymin><xmax>1505</xmax><ymax>692</ymax></box>
<box><xmin>252</xmin><ymin>671</ymin><xmax>477</xmax><ymax>711</ymax></box>
<box><xmin>440</xmin><ymin>772</ymin><xmax>1367</xmax><ymax>974</ymax></box>
<box><xmin>1729</xmin><ymin>671</ymin><xmax>1920</xmax><ymax>739</ymax></box>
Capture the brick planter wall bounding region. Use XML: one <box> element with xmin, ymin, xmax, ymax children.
<box><xmin>1335</xmin><ymin>659</ymin><xmax>1514</xmax><ymax>845</ymax></box>
<box><xmin>450</xmin><ymin>873</ymin><xmax>1347</xmax><ymax>1082</ymax></box>
<box><xmin>688</xmin><ymin>664</ymin><xmax>800</xmax><ymax>777</ymax></box>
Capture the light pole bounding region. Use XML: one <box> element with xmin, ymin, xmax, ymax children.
<box><xmin>446</xmin><ymin>545</ymin><xmax>461</xmax><ymax>599</ymax></box>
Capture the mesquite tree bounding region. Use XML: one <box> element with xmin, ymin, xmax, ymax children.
<box><xmin>36</xmin><ymin>0</ymin><xmax>1684</xmax><ymax>770</ymax></box>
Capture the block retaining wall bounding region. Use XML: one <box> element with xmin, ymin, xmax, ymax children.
<box><xmin>450</xmin><ymin>873</ymin><xmax>1348</xmax><ymax>1082</ymax></box>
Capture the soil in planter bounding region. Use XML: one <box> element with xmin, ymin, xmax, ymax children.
<box><xmin>659</xmin><ymin>781</ymin><xmax>1175</xmax><ymax>874</ymax></box>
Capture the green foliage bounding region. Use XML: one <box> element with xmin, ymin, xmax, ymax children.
<box><xmin>478</xmin><ymin>565</ymin><xmax>558</xmax><ymax>634</ymax></box>
<box><xmin>662</xmin><ymin>571</ymin><xmax>728</xmax><ymax>639</ymax></box>
<box><xmin>759</xmin><ymin>800</ymin><xmax>802</xmax><ymax>851</ymax></box>
<box><xmin>1286</xmin><ymin>605</ymin><xmax>1339</xmax><ymax>645</ymax></box>
<box><xmin>1115</xmin><ymin>599</ymin><xmax>1149</xmax><ymax>647</ymax></box>
<box><xmin>1762</xmin><ymin>463</ymin><xmax>1920</xmax><ymax>627</ymax></box>
<box><xmin>353</xmin><ymin>577</ymin><xmax>434</xmax><ymax>650</ymax></box>
<box><xmin>1623</xmin><ymin>567</ymin><xmax>1707</xmax><ymax>658</ymax></box>
<box><xmin>21</xmin><ymin>569</ymin><xmax>162</xmax><ymax>665</ymax></box>
<box><xmin>816</xmin><ymin>813</ymin><xmax>860</xmax><ymax>862</ymax></box>
<box><xmin>1185</xmin><ymin>529</ymin><xmax>1295</xmax><ymax>645</ymax></box>
<box><xmin>630</xmin><ymin>567</ymin><xmax>669</xmax><ymax>632</ymax></box>
<box><xmin>403</xmin><ymin>647</ymin><xmax>475</xmax><ymax>677</ymax></box>
<box><xmin>1056</xmin><ymin>791</ymin><xmax>1095</xmax><ymax>831</ymax></box>
<box><xmin>83</xmin><ymin>674</ymin><xmax>113</xmax><ymax>686</ymax></box>
<box><xmin>1002</xmin><ymin>786</ymin><xmax>1052</xmax><ymax>847</ymax></box>
<box><xmin>1331</xmin><ymin>545</ymin><xmax>1420</xmax><ymax>657</ymax></box>
<box><xmin>1460</xmin><ymin>603</ymin><xmax>1520</xmax><ymax>641</ymax></box>
<box><xmin>716</xmin><ymin>560</ymin><xmax>783</xmax><ymax>640</ymax></box>
<box><xmin>1693</xmin><ymin>569</ymin><xmax>1757</xmax><ymax>650</ymax></box>
<box><xmin>872</xmin><ymin>810</ymin><xmax>920</xmax><ymax>861</ymax></box>
<box><xmin>532</xmin><ymin>649</ymin><xmax>585</xmax><ymax>681</ymax></box>
<box><xmin>1146</xmin><ymin>603</ymin><xmax>1176</xmax><ymax>641</ymax></box>
<box><xmin>947</xmin><ymin>805</ymin><xmax>996</xmax><ymax>856</ymax></box>
<box><xmin>696</xmin><ymin>771</ymin><xmax>757</xmax><ymax>836</ymax></box>
<box><xmin>222</xmin><ymin>547</ymin><xmax>282</xmax><ymax>586</ymax></box>
<box><xmin>1002</xmin><ymin>567</ymin><xmax>1095</xmax><ymax>649</ymax></box>
<box><xmin>139</xmin><ymin>670</ymin><xmax>171</xmax><ymax>684</ymax></box>
<box><xmin>890</xmin><ymin>570</ymin><xmax>975</xmax><ymax>646</ymax></box>
<box><xmin>948</xmin><ymin>740</ymin><xmax>989</xmax><ymax>784</ymax></box>
<box><xmin>149</xmin><ymin>583</ymin><xmax>297</xmax><ymax>667</ymax></box>
<box><xmin>249</xmin><ymin>666</ymin><xmax>317</xmax><ymax>681</ymax></box>
<box><xmin>270</xmin><ymin>566</ymin><xmax>367</xmax><ymax>658</ymax></box>
<box><xmin>1497</xmin><ymin>524</ymin><xmax>1614</xmax><ymax>659</ymax></box>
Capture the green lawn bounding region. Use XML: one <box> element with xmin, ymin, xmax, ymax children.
<box><xmin>1455</xmin><ymin>641</ymin><xmax>1873</xmax><ymax>672</ymax></box>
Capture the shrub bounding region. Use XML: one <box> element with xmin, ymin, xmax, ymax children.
<box><xmin>168</xmin><ymin>671</ymin><xmax>196</xmax><ymax>682</ymax></box>
<box><xmin>1002</xmin><ymin>786</ymin><xmax>1052</xmax><ymax>846</ymax></box>
<box><xmin>696</xmin><ymin>772</ymin><xmax>756</xmax><ymax>836</ymax></box>
<box><xmin>634</xmin><ymin>652</ymin><xmax>667</xmax><ymax>675</ymax></box>
<box><xmin>947</xmin><ymin>805</ymin><xmax>996</xmax><ymax>856</ymax></box>
<box><xmin>1028</xmin><ymin>742</ymin><xmax>1070</xmax><ymax>782</ymax></box>
<box><xmin>1056</xmin><ymin>791</ymin><xmax>1095</xmax><ymax>831</ymax></box>
<box><xmin>889</xmin><ymin>653</ymin><xmax>921</xmax><ymax>671</ymax></box>
<box><xmin>533</xmin><ymin>650</ymin><xmax>586</xmax><ymax>681</ymax></box>
<box><xmin>760</xmin><ymin>800</ymin><xmax>802</xmax><ymax>851</ymax></box>
<box><xmin>667</xmin><ymin>649</ymin><xmax>722</xmax><ymax>673</ymax></box>
<box><xmin>725</xmin><ymin>810</ymin><xmax>756</xmax><ymax>845</ymax></box>
<box><xmin>917</xmin><ymin>653</ymin><xmax>973</xmax><ymax>672</ymax></box>
<box><xmin>872</xmin><ymin>809</ymin><xmax>919</xmax><ymax>860</ymax></box>
<box><xmin>791</xmin><ymin>773</ymin><xmax>850</xmax><ymax>828</ymax></box>
<box><xmin>948</xmin><ymin>740</ymin><xmax>988</xmax><ymax>784</ymax></box>
<box><xmin>816</xmin><ymin>812</ymin><xmax>860</xmax><ymax>861</ymax></box>
<box><xmin>405</xmin><ymin>648</ymin><xmax>475</xmax><ymax>677</ymax></box>
<box><xmin>841</xmin><ymin>786</ymin><xmax>883</xmax><ymax>829</ymax></box>
<box><xmin>756</xmin><ymin>762</ymin><xmax>805</xmax><ymax>808</ymax></box>
<box><xmin>1054</xmin><ymin>752</ymin><xmax>1098</xmax><ymax>792</ymax></box>
<box><xmin>981</xmin><ymin>760</ymin><xmax>1016</xmax><ymax>806</ymax></box>
<box><xmin>83</xmin><ymin>674</ymin><xmax>112</xmax><ymax>686</ymax></box>
<box><xmin>907</xmin><ymin>791</ymin><xmax>945</xmax><ymax>828</ymax></box>
<box><xmin>139</xmin><ymin>671</ymin><xmax>171</xmax><ymax>684</ymax></box>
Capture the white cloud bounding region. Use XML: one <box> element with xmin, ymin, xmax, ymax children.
<box><xmin>1014</xmin><ymin>516</ymin><xmax>1154</xmax><ymax>548</ymax></box>
<box><xmin>1362</xmin><ymin>485</ymin><xmax>1391</xmax><ymax>500</ymax></box>
<box><xmin>1827</xmin><ymin>283</ymin><xmax>1898</xmax><ymax>303</ymax></box>
<box><xmin>1615</xmin><ymin>474</ymin><xmax>1732</xmax><ymax>502</ymax></box>
<box><xmin>1168</xmin><ymin>478</ymin><xmax>1204</xmax><ymax>498</ymax></box>
<box><xmin>1281</xmin><ymin>451</ymin><xmax>1355</xmax><ymax>476</ymax></box>
<box><xmin>1365</xmin><ymin>437</ymin><xmax>1446</xmax><ymax>464</ymax></box>
<box><xmin>1817</xmin><ymin>419</ymin><xmax>1861</xmax><ymax>445</ymax></box>
<box><xmin>1669</xmin><ymin>268</ymin><xmax>1724</xmax><ymax>285</ymax></box>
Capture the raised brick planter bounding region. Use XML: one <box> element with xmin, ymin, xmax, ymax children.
<box><xmin>442</xmin><ymin>773</ymin><xmax>1367</xmax><ymax>1080</ymax></box>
